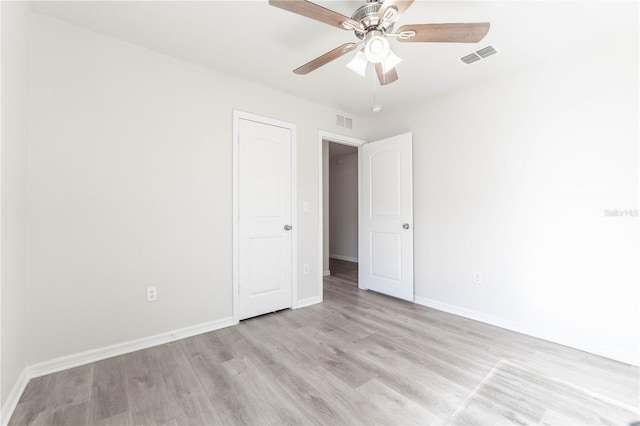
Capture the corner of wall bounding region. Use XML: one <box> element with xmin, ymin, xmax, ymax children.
<box><xmin>0</xmin><ymin>368</ymin><xmax>28</xmax><ymax>426</ymax></box>
<box><xmin>0</xmin><ymin>0</ymin><xmax>32</xmax><ymax>416</ymax></box>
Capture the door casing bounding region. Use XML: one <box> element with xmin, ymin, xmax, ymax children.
<box><xmin>317</xmin><ymin>131</ymin><xmax>366</xmax><ymax>302</ymax></box>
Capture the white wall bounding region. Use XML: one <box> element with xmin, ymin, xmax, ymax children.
<box><xmin>368</xmin><ymin>24</ymin><xmax>639</xmax><ymax>365</ymax></box>
<box><xmin>26</xmin><ymin>14</ymin><xmax>365</xmax><ymax>365</ymax></box>
<box><xmin>1</xmin><ymin>0</ymin><xmax>30</xmax><ymax>409</ymax></box>
<box><xmin>329</xmin><ymin>153</ymin><xmax>358</xmax><ymax>261</ymax></box>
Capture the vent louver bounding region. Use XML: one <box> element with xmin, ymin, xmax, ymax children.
<box><xmin>335</xmin><ymin>113</ymin><xmax>353</xmax><ymax>130</ymax></box>
<box><xmin>461</xmin><ymin>52</ymin><xmax>481</xmax><ymax>64</ymax></box>
<box><xmin>476</xmin><ymin>45</ymin><xmax>497</xmax><ymax>58</ymax></box>
<box><xmin>460</xmin><ymin>45</ymin><xmax>499</xmax><ymax>65</ymax></box>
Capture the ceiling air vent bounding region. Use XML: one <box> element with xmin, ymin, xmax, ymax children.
<box><xmin>460</xmin><ymin>52</ymin><xmax>481</xmax><ymax>65</ymax></box>
<box><xmin>476</xmin><ymin>45</ymin><xmax>497</xmax><ymax>58</ymax></box>
<box><xmin>460</xmin><ymin>45</ymin><xmax>500</xmax><ymax>65</ymax></box>
<box><xmin>336</xmin><ymin>113</ymin><xmax>353</xmax><ymax>130</ymax></box>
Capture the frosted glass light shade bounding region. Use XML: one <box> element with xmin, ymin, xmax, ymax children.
<box><xmin>364</xmin><ymin>35</ymin><xmax>390</xmax><ymax>64</ymax></box>
<box><xmin>346</xmin><ymin>50</ymin><xmax>368</xmax><ymax>77</ymax></box>
<box><xmin>382</xmin><ymin>50</ymin><xmax>402</xmax><ymax>74</ymax></box>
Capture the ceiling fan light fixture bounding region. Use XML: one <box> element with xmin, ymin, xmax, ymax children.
<box><xmin>269</xmin><ymin>0</ymin><xmax>491</xmax><ymax>87</ymax></box>
<box><xmin>346</xmin><ymin>50</ymin><xmax>368</xmax><ymax>77</ymax></box>
<box><xmin>381</xmin><ymin>49</ymin><xmax>402</xmax><ymax>74</ymax></box>
<box><xmin>364</xmin><ymin>33</ymin><xmax>389</xmax><ymax>63</ymax></box>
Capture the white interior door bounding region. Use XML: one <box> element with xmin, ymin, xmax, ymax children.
<box><xmin>238</xmin><ymin>118</ymin><xmax>293</xmax><ymax>320</ymax></box>
<box><xmin>360</xmin><ymin>132</ymin><xmax>413</xmax><ymax>301</ymax></box>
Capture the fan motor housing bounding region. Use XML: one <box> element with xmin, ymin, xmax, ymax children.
<box><xmin>351</xmin><ymin>0</ymin><xmax>394</xmax><ymax>37</ymax></box>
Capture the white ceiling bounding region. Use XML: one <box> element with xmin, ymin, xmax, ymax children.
<box><xmin>31</xmin><ymin>1</ymin><xmax>637</xmax><ymax>116</ymax></box>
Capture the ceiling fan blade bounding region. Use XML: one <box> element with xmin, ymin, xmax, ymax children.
<box><xmin>294</xmin><ymin>43</ymin><xmax>359</xmax><ymax>75</ymax></box>
<box><xmin>378</xmin><ymin>0</ymin><xmax>415</xmax><ymax>23</ymax></box>
<box><xmin>269</xmin><ymin>0</ymin><xmax>362</xmax><ymax>31</ymax></box>
<box><xmin>375</xmin><ymin>63</ymin><xmax>399</xmax><ymax>86</ymax></box>
<box><xmin>397</xmin><ymin>22</ymin><xmax>490</xmax><ymax>43</ymax></box>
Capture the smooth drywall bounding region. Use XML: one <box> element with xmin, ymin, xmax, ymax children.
<box><xmin>329</xmin><ymin>153</ymin><xmax>358</xmax><ymax>261</ymax></box>
<box><xmin>1</xmin><ymin>0</ymin><xmax>30</xmax><ymax>408</ymax></box>
<box><xmin>368</xmin><ymin>24</ymin><xmax>639</xmax><ymax>365</ymax></box>
<box><xmin>26</xmin><ymin>14</ymin><xmax>365</xmax><ymax>365</ymax></box>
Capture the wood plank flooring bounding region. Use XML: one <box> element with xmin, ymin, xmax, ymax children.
<box><xmin>328</xmin><ymin>258</ymin><xmax>358</xmax><ymax>276</ymax></box>
<box><xmin>327</xmin><ymin>258</ymin><xmax>358</xmax><ymax>287</ymax></box>
<box><xmin>9</xmin><ymin>272</ymin><xmax>639</xmax><ymax>425</ymax></box>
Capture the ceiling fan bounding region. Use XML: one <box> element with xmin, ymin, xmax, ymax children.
<box><xmin>269</xmin><ymin>0</ymin><xmax>490</xmax><ymax>85</ymax></box>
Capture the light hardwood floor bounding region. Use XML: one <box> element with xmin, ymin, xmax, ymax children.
<box><xmin>328</xmin><ymin>258</ymin><xmax>358</xmax><ymax>284</ymax></box>
<box><xmin>9</xmin><ymin>274</ymin><xmax>640</xmax><ymax>425</ymax></box>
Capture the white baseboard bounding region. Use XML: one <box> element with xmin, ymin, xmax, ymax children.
<box><xmin>295</xmin><ymin>296</ymin><xmax>322</xmax><ymax>309</ymax></box>
<box><xmin>323</xmin><ymin>270</ymin><xmax>331</xmax><ymax>276</ymax></box>
<box><xmin>329</xmin><ymin>254</ymin><xmax>358</xmax><ymax>263</ymax></box>
<box><xmin>26</xmin><ymin>316</ymin><xmax>235</xmax><ymax>379</ymax></box>
<box><xmin>1</xmin><ymin>368</ymin><xmax>28</xmax><ymax>426</ymax></box>
<box><xmin>413</xmin><ymin>296</ymin><xmax>638</xmax><ymax>367</ymax></box>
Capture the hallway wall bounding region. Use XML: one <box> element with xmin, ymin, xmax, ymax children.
<box><xmin>329</xmin><ymin>152</ymin><xmax>358</xmax><ymax>262</ymax></box>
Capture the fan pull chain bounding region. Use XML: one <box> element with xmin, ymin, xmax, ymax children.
<box><xmin>372</xmin><ymin>69</ymin><xmax>382</xmax><ymax>113</ymax></box>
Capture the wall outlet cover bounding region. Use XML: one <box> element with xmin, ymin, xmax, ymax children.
<box><xmin>147</xmin><ymin>286</ymin><xmax>158</xmax><ymax>301</ymax></box>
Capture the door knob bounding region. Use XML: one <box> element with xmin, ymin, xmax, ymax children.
<box><xmin>402</xmin><ymin>223</ymin><xmax>410</xmax><ymax>230</ymax></box>
<box><xmin>284</xmin><ymin>225</ymin><xmax>292</xmax><ymax>231</ymax></box>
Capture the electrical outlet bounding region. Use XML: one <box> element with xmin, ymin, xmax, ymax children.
<box><xmin>303</xmin><ymin>263</ymin><xmax>310</xmax><ymax>274</ymax></box>
<box><xmin>147</xmin><ymin>286</ymin><xmax>157</xmax><ymax>302</ymax></box>
<box><xmin>473</xmin><ymin>272</ymin><xmax>482</xmax><ymax>285</ymax></box>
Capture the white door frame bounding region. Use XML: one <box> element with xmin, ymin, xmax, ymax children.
<box><xmin>317</xmin><ymin>130</ymin><xmax>366</xmax><ymax>300</ymax></box>
<box><xmin>233</xmin><ymin>110</ymin><xmax>297</xmax><ymax>324</ymax></box>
